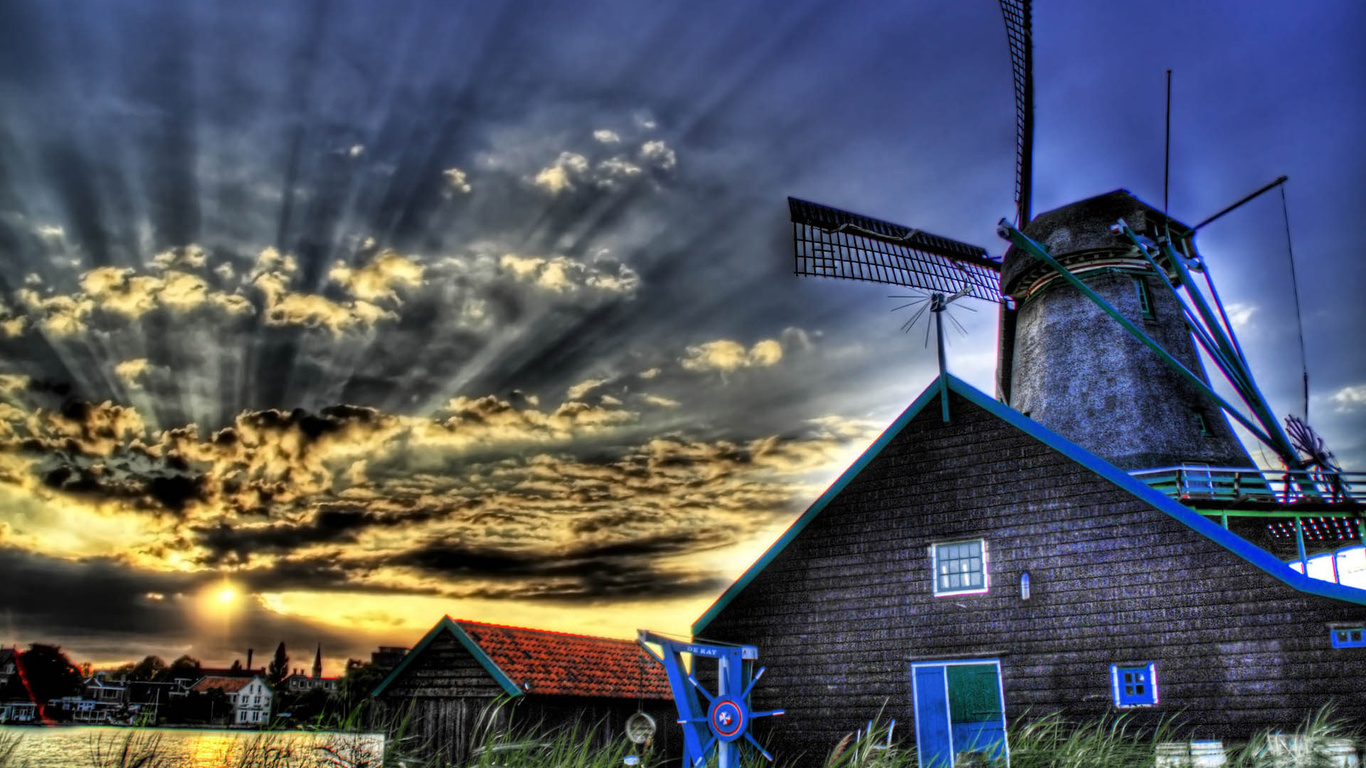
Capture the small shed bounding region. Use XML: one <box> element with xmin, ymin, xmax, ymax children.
<box><xmin>696</xmin><ymin>373</ymin><xmax>1366</xmax><ymax>767</ymax></box>
<box><xmin>371</xmin><ymin>617</ymin><xmax>674</xmax><ymax>764</ymax></box>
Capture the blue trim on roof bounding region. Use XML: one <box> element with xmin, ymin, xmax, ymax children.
<box><xmin>692</xmin><ymin>382</ymin><xmax>944</xmax><ymax>634</ymax></box>
<box><xmin>692</xmin><ymin>373</ymin><xmax>1366</xmax><ymax>635</ymax></box>
<box><xmin>370</xmin><ymin>616</ymin><xmax>522</xmax><ymax>698</ymax></box>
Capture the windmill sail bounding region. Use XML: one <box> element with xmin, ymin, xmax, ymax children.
<box><xmin>789</xmin><ymin>197</ymin><xmax>1002</xmax><ymax>302</ymax></box>
<box><xmin>999</xmin><ymin>0</ymin><xmax>1034</xmax><ymax>226</ymax></box>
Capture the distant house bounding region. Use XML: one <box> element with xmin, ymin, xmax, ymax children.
<box><xmin>281</xmin><ymin>645</ymin><xmax>340</xmax><ymax>694</ymax></box>
<box><xmin>192</xmin><ymin>676</ymin><xmax>273</xmax><ymax>727</ymax></box>
<box><xmin>126</xmin><ymin>680</ymin><xmax>191</xmax><ymax>723</ymax></box>
<box><xmin>282</xmin><ymin>672</ymin><xmax>340</xmax><ymax>694</ymax></box>
<box><xmin>372</xmin><ymin>617</ymin><xmax>675</xmax><ymax>765</ymax></box>
<box><xmin>695</xmin><ymin>375</ymin><xmax>1366</xmax><ymax>766</ymax></box>
<box><xmin>0</xmin><ymin>701</ymin><xmax>36</xmax><ymax>724</ymax></box>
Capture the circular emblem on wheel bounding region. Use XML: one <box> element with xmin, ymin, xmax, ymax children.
<box><xmin>709</xmin><ymin>698</ymin><xmax>745</xmax><ymax>740</ymax></box>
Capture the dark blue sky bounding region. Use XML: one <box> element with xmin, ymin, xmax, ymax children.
<box><xmin>0</xmin><ymin>0</ymin><xmax>1360</xmax><ymax>666</ymax></box>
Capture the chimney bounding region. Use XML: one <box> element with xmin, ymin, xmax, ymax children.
<box><xmin>246</xmin><ymin>648</ymin><xmax>253</xmax><ymax>671</ymax></box>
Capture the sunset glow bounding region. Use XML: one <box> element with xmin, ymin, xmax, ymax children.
<box><xmin>0</xmin><ymin>0</ymin><xmax>1360</xmax><ymax>673</ymax></box>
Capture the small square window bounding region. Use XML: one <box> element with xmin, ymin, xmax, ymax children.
<box><xmin>1332</xmin><ymin>628</ymin><xmax>1366</xmax><ymax>648</ymax></box>
<box><xmin>1111</xmin><ymin>663</ymin><xmax>1158</xmax><ymax>707</ymax></box>
<box><xmin>932</xmin><ymin>539</ymin><xmax>988</xmax><ymax>596</ymax></box>
<box><xmin>1193</xmin><ymin>410</ymin><xmax>1210</xmax><ymax>435</ymax></box>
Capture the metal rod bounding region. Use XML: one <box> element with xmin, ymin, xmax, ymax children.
<box><xmin>998</xmin><ymin>221</ymin><xmax>1277</xmax><ymax>448</ymax></box>
<box><xmin>1164</xmin><ymin>69</ymin><xmax>1172</xmax><ymax>215</ymax></box>
<box><xmin>1121</xmin><ymin>225</ymin><xmax>1250</xmax><ymax>392</ymax></box>
<box><xmin>1117</xmin><ymin>227</ymin><xmax>1254</xmax><ymax>395</ymax></box>
<box><xmin>1295</xmin><ymin>517</ymin><xmax>1308</xmax><ymax>575</ymax></box>
<box><xmin>1192</xmin><ymin>175</ymin><xmax>1289</xmax><ymax>231</ymax></box>
<box><xmin>1188</xmin><ymin>238</ymin><xmax>1251</xmax><ymax>369</ymax></box>
<box><xmin>1151</xmin><ymin>234</ymin><xmax>1305</xmax><ymax>470</ymax></box>
<box><xmin>1279</xmin><ymin>185</ymin><xmax>1310</xmax><ymax>422</ymax></box>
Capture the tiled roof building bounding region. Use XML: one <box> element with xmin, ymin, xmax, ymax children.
<box><xmin>372</xmin><ymin>617</ymin><xmax>674</xmax><ymax>764</ymax></box>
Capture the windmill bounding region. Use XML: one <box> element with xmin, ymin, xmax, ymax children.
<box><xmin>788</xmin><ymin>0</ymin><xmax>1318</xmax><ymax>480</ymax></box>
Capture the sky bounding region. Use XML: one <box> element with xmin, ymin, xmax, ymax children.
<box><xmin>0</xmin><ymin>0</ymin><xmax>1362</xmax><ymax>674</ymax></box>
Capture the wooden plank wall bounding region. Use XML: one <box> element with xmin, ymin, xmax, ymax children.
<box><xmin>704</xmin><ymin>390</ymin><xmax>1366</xmax><ymax>766</ymax></box>
<box><xmin>378</xmin><ymin>631</ymin><xmax>505</xmax><ymax>763</ymax></box>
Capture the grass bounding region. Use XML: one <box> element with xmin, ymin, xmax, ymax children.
<box><xmin>0</xmin><ymin>704</ymin><xmax>1359</xmax><ymax>768</ymax></box>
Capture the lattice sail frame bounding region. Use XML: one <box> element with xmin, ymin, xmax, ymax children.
<box><xmin>789</xmin><ymin>197</ymin><xmax>1003</xmax><ymax>302</ymax></box>
<box><xmin>999</xmin><ymin>0</ymin><xmax>1034</xmax><ymax>225</ymax></box>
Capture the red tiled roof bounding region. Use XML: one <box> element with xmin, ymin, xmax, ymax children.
<box><xmin>190</xmin><ymin>676</ymin><xmax>259</xmax><ymax>694</ymax></box>
<box><xmin>455</xmin><ymin>619</ymin><xmax>671</xmax><ymax>700</ymax></box>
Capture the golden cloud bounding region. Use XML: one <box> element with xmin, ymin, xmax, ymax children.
<box><xmin>327</xmin><ymin>251</ymin><xmax>425</xmax><ymax>303</ymax></box>
<box><xmin>680</xmin><ymin>338</ymin><xmax>784</xmax><ymax>372</ymax></box>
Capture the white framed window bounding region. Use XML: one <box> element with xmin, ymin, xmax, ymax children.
<box><xmin>932</xmin><ymin>539</ymin><xmax>989</xmax><ymax>596</ymax></box>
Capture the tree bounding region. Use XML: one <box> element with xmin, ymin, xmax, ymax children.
<box><xmin>267</xmin><ymin>642</ymin><xmax>289</xmax><ymax>686</ymax></box>
<box><xmin>130</xmin><ymin>655</ymin><xmax>167</xmax><ymax>682</ymax></box>
<box><xmin>159</xmin><ymin>655</ymin><xmax>202</xmax><ymax>683</ymax></box>
<box><xmin>17</xmin><ymin>644</ymin><xmax>82</xmax><ymax>708</ymax></box>
<box><xmin>340</xmin><ymin>661</ymin><xmax>387</xmax><ymax>709</ymax></box>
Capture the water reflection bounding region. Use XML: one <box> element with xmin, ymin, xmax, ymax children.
<box><xmin>0</xmin><ymin>726</ymin><xmax>384</xmax><ymax>767</ymax></box>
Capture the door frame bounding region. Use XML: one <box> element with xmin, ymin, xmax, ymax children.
<box><xmin>910</xmin><ymin>658</ymin><xmax>1009</xmax><ymax>768</ymax></box>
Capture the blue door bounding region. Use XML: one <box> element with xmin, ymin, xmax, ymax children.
<box><xmin>911</xmin><ymin>661</ymin><xmax>1008</xmax><ymax>767</ymax></box>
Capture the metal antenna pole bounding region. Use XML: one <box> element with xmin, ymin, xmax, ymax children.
<box><xmin>934</xmin><ymin>293</ymin><xmax>950</xmax><ymax>421</ymax></box>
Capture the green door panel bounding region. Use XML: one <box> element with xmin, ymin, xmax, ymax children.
<box><xmin>947</xmin><ymin>664</ymin><xmax>1002</xmax><ymax>724</ymax></box>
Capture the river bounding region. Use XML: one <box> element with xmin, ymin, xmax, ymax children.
<box><xmin>0</xmin><ymin>726</ymin><xmax>385</xmax><ymax>768</ymax></box>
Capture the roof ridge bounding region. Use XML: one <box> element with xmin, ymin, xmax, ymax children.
<box><xmin>453</xmin><ymin>617</ymin><xmax>639</xmax><ymax>646</ymax></box>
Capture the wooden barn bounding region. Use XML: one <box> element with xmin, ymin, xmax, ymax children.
<box><xmin>371</xmin><ymin>617</ymin><xmax>674</xmax><ymax>764</ymax></box>
<box><xmin>693</xmin><ymin>373</ymin><xmax>1366</xmax><ymax>767</ymax></box>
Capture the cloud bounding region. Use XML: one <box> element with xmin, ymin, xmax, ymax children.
<box><xmin>566</xmin><ymin>377</ymin><xmax>608</xmax><ymax>400</ymax></box>
<box><xmin>498</xmin><ymin>253</ymin><xmax>640</xmax><ymax>296</ymax></box>
<box><xmin>531</xmin><ymin>151</ymin><xmax>590</xmax><ymax>194</ymax></box>
<box><xmin>593</xmin><ymin>157</ymin><xmax>643</xmax><ymax>189</ymax></box>
<box><xmin>443</xmin><ymin>167</ymin><xmax>472</xmax><ymax>194</ymax></box>
<box><xmin>15</xmin><ymin>289</ymin><xmax>93</xmax><ymax>337</ymax></box>
<box><xmin>1332</xmin><ymin>384</ymin><xmax>1366</xmax><ymax>413</ymax></box>
<box><xmin>114</xmin><ymin>359</ymin><xmax>151</xmax><ymax>390</ymax></box>
<box><xmin>327</xmin><ymin>251</ymin><xmax>425</xmax><ymax>303</ymax></box>
<box><xmin>680</xmin><ymin>338</ymin><xmax>784</xmax><ymax>372</ymax></box>
<box><xmin>1225</xmin><ymin>302</ymin><xmax>1256</xmax><ymax>331</ymax></box>
<box><xmin>593</xmin><ymin>129</ymin><xmax>621</xmax><ymax>144</ymax></box>
<box><xmin>640</xmin><ymin>140</ymin><xmax>677</xmax><ymax>171</ymax></box>
<box><xmin>643</xmin><ymin>394</ymin><xmax>681</xmax><ymax>409</ymax></box>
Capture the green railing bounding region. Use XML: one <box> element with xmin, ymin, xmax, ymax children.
<box><xmin>1131</xmin><ymin>466</ymin><xmax>1363</xmax><ymax>507</ymax></box>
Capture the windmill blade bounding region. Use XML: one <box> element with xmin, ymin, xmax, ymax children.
<box><xmin>999</xmin><ymin>0</ymin><xmax>1033</xmax><ymax>226</ymax></box>
<box><xmin>789</xmin><ymin>197</ymin><xmax>1003</xmax><ymax>302</ymax></box>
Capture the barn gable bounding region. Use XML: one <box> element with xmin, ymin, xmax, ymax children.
<box><xmin>371</xmin><ymin>617</ymin><xmax>518</xmax><ymax>699</ymax></box>
<box><xmin>694</xmin><ymin>373</ymin><xmax>1366</xmax><ymax>763</ymax></box>
<box><xmin>695</xmin><ymin>373</ymin><xmax>1366</xmax><ymax>635</ymax></box>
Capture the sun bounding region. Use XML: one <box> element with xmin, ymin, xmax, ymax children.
<box><xmin>217</xmin><ymin>585</ymin><xmax>239</xmax><ymax>605</ymax></box>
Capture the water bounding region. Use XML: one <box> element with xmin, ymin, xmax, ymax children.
<box><xmin>0</xmin><ymin>726</ymin><xmax>384</xmax><ymax>768</ymax></box>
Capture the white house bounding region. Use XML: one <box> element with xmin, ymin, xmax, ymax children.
<box><xmin>191</xmin><ymin>675</ymin><xmax>273</xmax><ymax>727</ymax></box>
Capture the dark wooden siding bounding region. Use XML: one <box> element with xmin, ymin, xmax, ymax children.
<box><xmin>378</xmin><ymin>631</ymin><xmax>505</xmax><ymax>764</ymax></box>
<box><xmin>704</xmin><ymin>390</ymin><xmax>1366</xmax><ymax>765</ymax></box>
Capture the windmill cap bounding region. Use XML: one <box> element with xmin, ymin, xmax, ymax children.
<box><xmin>1000</xmin><ymin>189</ymin><xmax>1192</xmax><ymax>296</ymax></box>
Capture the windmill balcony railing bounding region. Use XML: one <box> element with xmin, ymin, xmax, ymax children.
<box><xmin>1131</xmin><ymin>466</ymin><xmax>1363</xmax><ymax>509</ymax></box>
